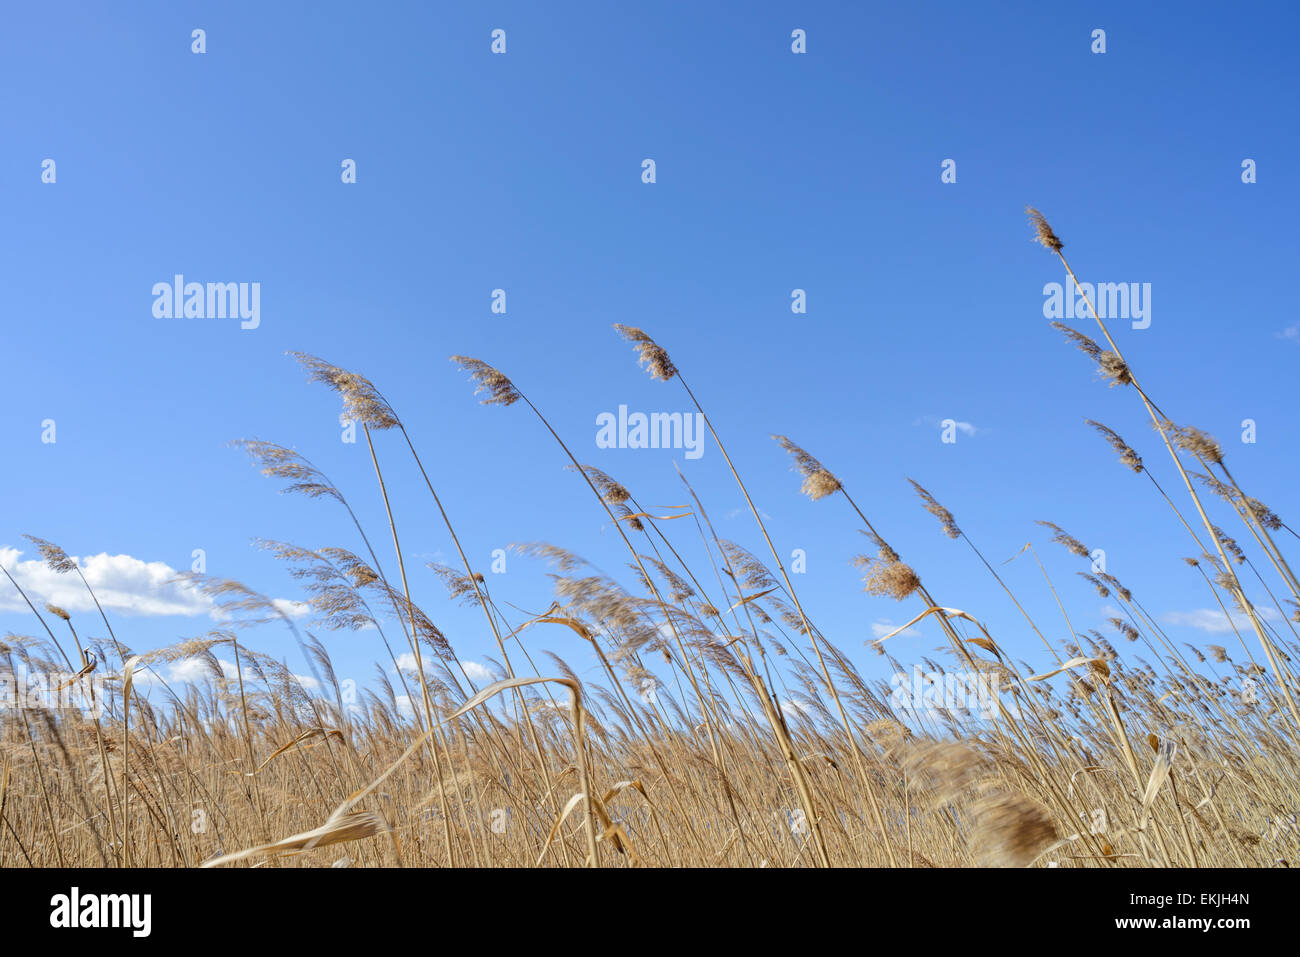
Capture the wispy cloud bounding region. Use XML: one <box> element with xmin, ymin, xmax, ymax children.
<box><xmin>725</xmin><ymin>507</ymin><xmax>773</xmax><ymax>521</ymax></box>
<box><xmin>1162</xmin><ymin>607</ymin><xmax>1282</xmax><ymax>634</ymax></box>
<box><xmin>871</xmin><ymin>619</ymin><xmax>922</xmax><ymax>639</ymax></box>
<box><xmin>1279</xmin><ymin>324</ymin><xmax>1298</xmax><ymax>343</ymax></box>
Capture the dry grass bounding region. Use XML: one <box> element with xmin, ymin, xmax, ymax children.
<box><xmin>1</xmin><ymin>210</ymin><xmax>1297</xmax><ymax>868</ymax></box>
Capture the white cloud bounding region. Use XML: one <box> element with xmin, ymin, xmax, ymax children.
<box><xmin>0</xmin><ymin>546</ymin><xmax>211</xmax><ymax>617</ymax></box>
<box><xmin>272</xmin><ymin>598</ymin><xmax>311</xmax><ymax>619</ymax></box>
<box><xmin>115</xmin><ymin>656</ymin><xmax>226</xmax><ymax>689</ymax></box>
<box><xmin>725</xmin><ymin>507</ymin><xmax>773</xmax><ymax>521</ymax></box>
<box><xmin>1162</xmin><ymin>607</ymin><xmax>1282</xmax><ymax>634</ymax></box>
<box><xmin>393</xmin><ymin>652</ymin><xmax>429</xmax><ymax>674</ymax></box>
<box><xmin>1279</xmin><ymin>325</ymin><xmax>1298</xmax><ymax>343</ymax></box>
<box><xmin>461</xmin><ymin>661</ymin><xmax>493</xmax><ymax>683</ymax></box>
<box><xmin>119</xmin><ymin>665</ymin><xmax>165</xmax><ymax>687</ymax></box>
<box><xmin>872</xmin><ymin>619</ymin><xmax>921</xmax><ymax>639</ymax></box>
<box><xmin>1097</xmin><ymin>604</ymin><xmax>1130</xmax><ymax>632</ymax></box>
<box><xmin>780</xmin><ymin>698</ymin><xmax>812</xmax><ymax>721</ymax></box>
<box><xmin>130</xmin><ymin>657</ymin><xmax>320</xmax><ymax>691</ymax></box>
<box><xmin>167</xmin><ymin>657</ymin><xmax>219</xmax><ymax>683</ymax></box>
<box><xmin>0</xmin><ymin>545</ymin><xmax>306</xmax><ymax>621</ymax></box>
<box><xmin>392</xmin><ymin>656</ymin><xmax>494</xmax><ymax>686</ymax></box>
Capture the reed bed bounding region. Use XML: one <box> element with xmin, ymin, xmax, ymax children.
<box><xmin>1</xmin><ymin>209</ymin><xmax>1296</xmax><ymax>868</ymax></box>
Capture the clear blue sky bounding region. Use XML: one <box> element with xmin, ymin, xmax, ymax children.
<box><xmin>2</xmin><ymin>2</ymin><xmax>1297</xmax><ymax>712</ymax></box>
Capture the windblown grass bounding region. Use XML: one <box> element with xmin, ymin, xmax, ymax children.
<box><xmin>1</xmin><ymin>209</ymin><xmax>1297</xmax><ymax>868</ymax></box>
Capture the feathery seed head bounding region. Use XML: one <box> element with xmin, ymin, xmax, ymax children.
<box><xmin>908</xmin><ymin>478</ymin><xmax>961</xmax><ymax>539</ymax></box>
<box><xmin>23</xmin><ymin>536</ymin><xmax>78</xmax><ymax>574</ymax></box>
<box><xmin>613</xmin><ymin>324</ymin><xmax>677</xmax><ymax>382</ymax></box>
<box><xmin>450</xmin><ymin>356</ymin><xmax>521</xmax><ymax>407</ymax></box>
<box><xmin>1049</xmin><ymin>327</ymin><xmax>1130</xmax><ymax>386</ymax></box>
<box><xmin>1050</xmin><ymin>322</ymin><xmax>1103</xmax><ymax>361</ymax></box>
<box><xmin>1085</xmin><ymin>420</ymin><xmax>1143</xmax><ymax>473</ymax></box>
<box><xmin>1078</xmin><ymin>573</ymin><xmax>1110</xmax><ymax>598</ymax></box>
<box><xmin>1109</xmin><ymin>617</ymin><xmax>1139</xmax><ymax>642</ymax></box>
<box><xmin>1036</xmin><ymin>521</ymin><xmax>1091</xmax><ymax>559</ymax></box>
<box><xmin>972</xmin><ymin>791</ymin><xmax>1058</xmax><ymax>867</ymax></box>
<box><xmin>1171</xmin><ymin>423</ymin><xmax>1224</xmax><ymax>465</ymax></box>
<box><xmin>854</xmin><ymin>545</ymin><xmax>921</xmax><ymax>602</ymax></box>
<box><xmin>1242</xmin><ymin>496</ymin><xmax>1282</xmax><ymax>531</ymax></box>
<box><xmin>1027</xmin><ymin>206</ymin><xmax>1063</xmax><ymax>252</ymax></box>
<box><xmin>569</xmin><ymin>465</ymin><xmax>631</xmax><ymax>505</ymax></box>
<box><xmin>231</xmin><ymin>440</ymin><xmax>343</xmax><ymax>502</ymax></box>
<box><xmin>1098</xmin><ymin>573</ymin><xmax>1132</xmax><ymax>602</ymax></box>
<box><xmin>1212</xmin><ymin>526</ymin><xmax>1246</xmax><ymax>564</ymax></box>
<box><xmin>773</xmin><ymin>435</ymin><xmax>842</xmax><ymax>501</ymax></box>
<box><xmin>1098</xmin><ymin>351</ymin><xmax>1133</xmax><ymax>387</ymax></box>
<box><xmin>290</xmin><ymin>352</ymin><xmax>400</xmax><ymax>430</ymax></box>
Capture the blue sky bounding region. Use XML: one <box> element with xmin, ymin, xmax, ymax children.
<box><xmin>2</xmin><ymin>2</ymin><xmax>1297</xmax><ymax>713</ymax></box>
